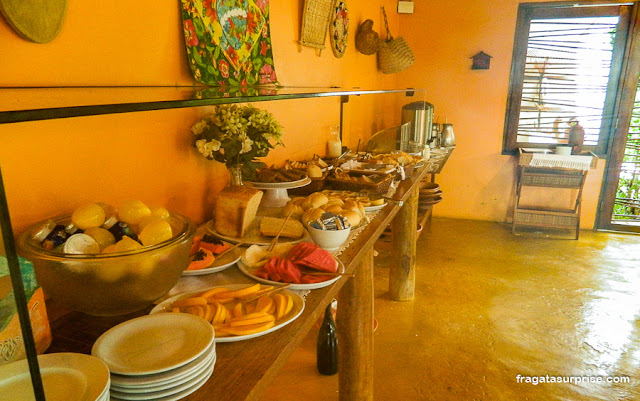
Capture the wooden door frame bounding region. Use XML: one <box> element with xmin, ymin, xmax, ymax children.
<box><xmin>597</xmin><ymin>2</ymin><xmax>640</xmax><ymax>231</ymax></box>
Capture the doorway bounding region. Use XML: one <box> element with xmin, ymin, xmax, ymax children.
<box><xmin>597</xmin><ymin>16</ymin><xmax>640</xmax><ymax>233</ymax></box>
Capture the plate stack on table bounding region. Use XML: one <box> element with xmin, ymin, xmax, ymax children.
<box><xmin>91</xmin><ymin>313</ymin><xmax>216</xmax><ymax>401</ymax></box>
<box><xmin>418</xmin><ymin>181</ymin><xmax>443</xmax><ymax>211</ymax></box>
<box><xmin>0</xmin><ymin>352</ymin><xmax>111</xmax><ymax>401</ymax></box>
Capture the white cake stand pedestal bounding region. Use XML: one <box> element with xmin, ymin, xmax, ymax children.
<box><xmin>244</xmin><ymin>177</ymin><xmax>311</xmax><ymax>208</ymax></box>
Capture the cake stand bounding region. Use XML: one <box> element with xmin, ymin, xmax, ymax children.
<box><xmin>244</xmin><ymin>177</ymin><xmax>312</xmax><ymax>207</ymax></box>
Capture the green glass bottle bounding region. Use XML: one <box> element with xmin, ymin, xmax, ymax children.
<box><xmin>317</xmin><ymin>302</ymin><xmax>338</xmax><ymax>375</ymax></box>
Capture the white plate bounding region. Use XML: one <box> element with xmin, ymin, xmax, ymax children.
<box><xmin>110</xmin><ymin>366</ymin><xmax>213</xmax><ymax>401</ymax></box>
<box><xmin>150</xmin><ymin>285</ymin><xmax>305</xmax><ymax>343</ymax></box>
<box><xmin>237</xmin><ymin>258</ymin><xmax>344</xmax><ymax>291</ymax></box>
<box><xmin>244</xmin><ymin>176</ymin><xmax>311</xmax><ymax>189</ymax></box>
<box><xmin>363</xmin><ymin>203</ymin><xmax>388</xmax><ymax>213</ymax></box>
<box><xmin>111</xmin><ymin>353</ymin><xmax>215</xmax><ymax>394</ymax></box>
<box><xmin>109</xmin><ymin>343</ymin><xmax>215</xmax><ymax>388</ymax></box>
<box><xmin>206</xmin><ymin>217</ymin><xmax>311</xmax><ymax>246</ymax></box>
<box><xmin>92</xmin><ymin>313</ymin><xmax>214</xmax><ymax>376</ymax></box>
<box><xmin>110</xmin><ymin>356</ymin><xmax>215</xmax><ymax>400</ymax></box>
<box><xmin>182</xmin><ymin>244</ymin><xmax>242</xmax><ymax>276</ymax></box>
<box><xmin>0</xmin><ymin>352</ymin><xmax>110</xmax><ymax>401</ymax></box>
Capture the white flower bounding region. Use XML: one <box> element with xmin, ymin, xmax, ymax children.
<box><xmin>195</xmin><ymin>139</ymin><xmax>209</xmax><ymax>157</ymax></box>
<box><xmin>240</xmin><ymin>137</ymin><xmax>254</xmax><ymax>154</ymax></box>
<box><xmin>204</xmin><ymin>139</ymin><xmax>221</xmax><ymax>154</ymax></box>
<box><xmin>191</xmin><ymin>120</ymin><xmax>209</xmax><ymax>136</ymax></box>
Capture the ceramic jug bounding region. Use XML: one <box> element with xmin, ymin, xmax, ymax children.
<box><xmin>441</xmin><ymin>123</ymin><xmax>455</xmax><ymax>147</ymax></box>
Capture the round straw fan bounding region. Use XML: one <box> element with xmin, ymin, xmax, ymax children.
<box><xmin>0</xmin><ymin>0</ymin><xmax>67</xmax><ymax>43</ymax></box>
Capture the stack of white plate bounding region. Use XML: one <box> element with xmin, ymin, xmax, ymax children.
<box><xmin>91</xmin><ymin>313</ymin><xmax>216</xmax><ymax>401</ymax></box>
<box><xmin>0</xmin><ymin>352</ymin><xmax>110</xmax><ymax>401</ymax></box>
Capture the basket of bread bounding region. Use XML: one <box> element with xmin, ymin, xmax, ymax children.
<box><xmin>326</xmin><ymin>168</ymin><xmax>394</xmax><ymax>195</ymax></box>
<box><xmin>287</xmin><ymin>156</ymin><xmax>332</xmax><ymax>196</ymax></box>
<box><xmin>367</xmin><ymin>151</ymin><xmax>418</xmax><ymax>179</ymax></box>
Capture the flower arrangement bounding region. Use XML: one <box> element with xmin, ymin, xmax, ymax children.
<box><xmin>192</xmin><ymin>104</ymin><xmax>284</xmax><ymax>177</ymax></box>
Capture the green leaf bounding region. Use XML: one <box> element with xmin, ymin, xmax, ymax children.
<box><xmin>228</xmin><ymin>78</ymin><xmax>239</xmax><ymax>86</ymax></box>
<box><xmin>214</xmin><ymin>47</ymin><xmax>220</xmax><ymax>59</ymax></box>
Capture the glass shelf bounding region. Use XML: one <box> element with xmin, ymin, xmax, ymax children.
<box><xmin>0</xmin><ymin>86</ymin><xmax>423</xmax><ymax>124</ymax></box>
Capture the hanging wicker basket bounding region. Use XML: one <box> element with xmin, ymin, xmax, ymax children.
<box><xmin>355</xmin><ymin>19</ymin><xmax>379</xmax><ymax>55</ymax></box>
<box><xmin>300</xmin><ymin>0</ymin><xmax>334</xmax><ymax>54</ymax></box>
<box><xmin>377</xmin><ymin>7</ymin><xmax>415</xmax><ymax>74</ymax></box>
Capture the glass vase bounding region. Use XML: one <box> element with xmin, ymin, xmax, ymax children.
<box><xmin>228</xmin><ymin>164</ymin><xmax>244</xmax><ymax>186</ymax></box>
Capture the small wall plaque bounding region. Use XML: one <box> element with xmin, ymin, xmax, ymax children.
<box><xmin>471</xmin><ymin>51</ymin><xmax>492</xmax><ymax>70</ymax></box>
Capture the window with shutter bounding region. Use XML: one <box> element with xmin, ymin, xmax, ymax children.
<box><xmin>503</xmin><ymin>2</ymin><xmax>632</xmax><ymax>155</ymax></box>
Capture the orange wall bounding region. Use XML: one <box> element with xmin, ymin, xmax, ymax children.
<box><xmin>397</xmin><ymin>0</ymin><xmax>605</xmax><ymax>228</ymax></box>
<box><xmin>0</xmin><ymin>1</ymin><xmax>402</xmax><ymax>232</ymax></box>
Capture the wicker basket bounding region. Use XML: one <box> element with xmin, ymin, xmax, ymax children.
<box><xmin>355</xmin><ymin>20</ymin><xmax>379</xmax><ymax>55</ymax></box>
<box><xmin>288</xmin><ymin>173</ymin><xmax>328</xmax><ymax>196</ymax></box>
<box><xmin>326</xmin><ymin>174</ymin><xmax>393</xmax><ymax>196</ymax></box>
<box><xmin>300</xmin><ymin>0</ymin><xmax>333</xmax><ymax>52</ymax></box>
<box><xmin>377</xmin><ymin>7</ymin><xmax>415</xmax><ymax>74</ymax></box>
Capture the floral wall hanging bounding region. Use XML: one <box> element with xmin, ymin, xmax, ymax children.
<box><xmin>181</xmin><ymin>0</ymin><xmax>278</xmax><ymax>87</ymax></box>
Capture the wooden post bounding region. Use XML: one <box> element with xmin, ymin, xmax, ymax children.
<box><xmin>337</xmin><ymin>247</ymin><xmax>374</xmax><ymax>401</ymax></box>
<box><xmin>389</xmin><ymin>186</ymin><xmax>418</xmax><ymax>301</ymax></box>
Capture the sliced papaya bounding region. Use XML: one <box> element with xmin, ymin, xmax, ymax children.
<box><xmin>187</xmin><ymin>248</ymin><xmax>215</xmax><ymax>271</ymax></box>
<box><xmin>190</xmin><ymin>235</ymin><xmax>202</xmax><ymax>255</ymax></box>
<box><xmin>199</xmin><ymin>234</ymin><xmax>231</xmax><ymax>255</ymax></box>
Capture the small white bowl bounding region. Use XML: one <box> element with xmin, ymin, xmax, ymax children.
<box><xmin>555</xmin><ymin>145</ymin><xmax>572</xmax><ymax>155</ymax></box>
<box><xmin>307</xmin><ymin>224</ymin><xmax>351</xmax><ymax>252</ymax></box>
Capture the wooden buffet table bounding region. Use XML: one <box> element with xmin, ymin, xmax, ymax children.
<box><xmin>46</xmin><ymin>150</ymin><xmax>453</xmax><ymax>401</ymax></box>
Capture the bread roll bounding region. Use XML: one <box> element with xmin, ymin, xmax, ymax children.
<box><xmin>343</xmin><ymin>200</ymin><xmax>359</xmax><ymax>212</ymax></box>
<box><xmin>301</xmin><ymin>208</ymin><xmax>325</xmax><ymax>227</ymax></box>
<box><xmin>301</xmin><ymin>198</ymin><xmax>313</xmax><ymax>210</ymax></box>
<box><xmin>307</xmin><ymin>165</ymin><xmax>323</xmax><ymax>178</ymax></box>
<box><xmin>324</xmin><ymin>205</ymin><xmax>343</xmax><ymax>214</ymax></box>
<box><xmin>370</xmin><ymin>198</ymin><xmax>385</xmax><ymax>206</ymax></box>
<box><xmin>309</xmin><ymin>193</ymin><xmax>329</xmax><ymax>208</ymax></box>
<box><xmin>282</xmin><ymin>202</ymin><xmax>304</xmax><ymax>219</ymax></box>
<box><xmin>341</xmin><ymin>210</ymin><xmax>361</xmax><ymax>227</ymax></box>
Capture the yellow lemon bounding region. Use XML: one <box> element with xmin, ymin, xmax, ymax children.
<box><xmin>83</xmin><ymin>227</ymin><xmax>116</xmax><ymax>250</ymax></box>
<box><xmin>71</xmin><ymin>203</ymin><xmax>106</xmax><ymax>229</ymax></box>
<box><xmin>117</xmin><ymin>199</ymin><xmax>151</xmax><ymax>225</ymax></box>
<box><xmin>139</xmin><ymin>220</ymin><xmax>173</xmax><ymax>246</ymax></box>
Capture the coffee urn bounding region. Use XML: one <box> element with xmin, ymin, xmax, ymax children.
<box><xmin>401</xmin><ymin>101</ymin><xmax>434</xmax><ymax>152</ymax></box>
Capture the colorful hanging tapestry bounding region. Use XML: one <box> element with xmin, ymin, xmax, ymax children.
<box><xmin>181</xmin><ymin>0</ymin><xmax>278</xmax><ymax>86</ymax></box>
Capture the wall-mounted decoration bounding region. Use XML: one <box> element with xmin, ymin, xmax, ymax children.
<box><xmin>355</xmin><ymin>19</ymin><xmax>378</xmax><ymax>55</ymax></box>
<box><xmin>329</xmin><ymin>0</ymin><xmax>349</xmax><ymax>58</ymax></box>
<box><xmin>471</xmin><ymin>51</ymin><xmax>492</xmax><ymax>70</ymax></box>
<box><xmin>181</xmin><ymin>0</ymin><xmax>278</xmax><ymax>86</ymax></box>
<box><xmin>299</xmin><ymin>0</ymin><xmax>333</xmax><ymax>56</ymax></box>
<box><xmin>377</xmin><ymin>6</ymin><xmax>414</xmax><ymax>74</ymax></box>
<box><xmin>0</xmin><ymin>0</ymin><xmax>67</xmax><ymax>43</ymax></box>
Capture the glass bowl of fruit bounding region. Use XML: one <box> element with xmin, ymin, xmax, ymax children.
<box><xmin>17</xmin><ymin>200</ymin><xmax>196</xmax><ymax>316</ymax></box>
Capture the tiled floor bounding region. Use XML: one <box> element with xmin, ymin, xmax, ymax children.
<box><xmin>261</xmin><ymin>218</ymin><xmax>640</xmax><ymax>400</ymax></box>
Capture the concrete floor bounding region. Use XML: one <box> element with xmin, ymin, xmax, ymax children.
<box><xmin>261</xmin><ymin>218</ymin><xmax>640</xmax><ymax>401</ymax></box>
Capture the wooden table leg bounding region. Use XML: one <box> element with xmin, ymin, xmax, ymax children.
<box><xmin>337</xmin><ymin>247</ymin><xmax>374</xmax><ymax>401</ymax></box>
<box><xmin>389</xmin><ymin>186</ymin><xmax>418</xmax><ymax>301</ymax></box>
